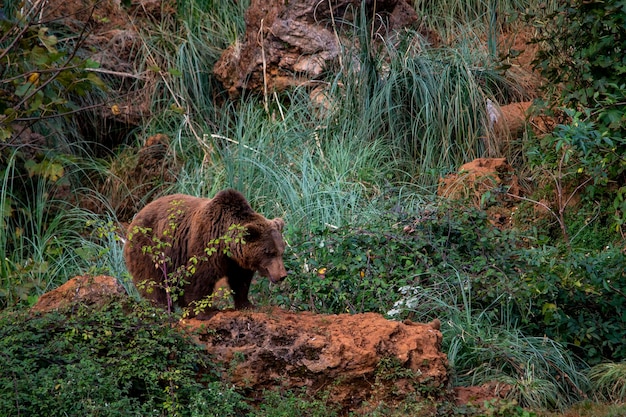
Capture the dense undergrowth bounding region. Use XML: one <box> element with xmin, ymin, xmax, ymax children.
<box><xmin>1</xmin><ymin>0</ymin><xmax>626</xmax><ymax>415</ymax></box>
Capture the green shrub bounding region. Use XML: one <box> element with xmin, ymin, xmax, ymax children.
<box><xmin>256</xmin><ymin>213</ymin><xmax>427</xmax><ymax>314</ymax></box>
<box><xmin>521</xmin><ymin>245</ymin><xmax>626</xmax><ymax>364</ymax></box>
<box><xmin>529</xmin><ymin>0</ymin><xmax>626</xmax><ymax>118</ymax></box>
<box><xmin>388</xmin><ymin>267</ymin><xmax>588</xmax><ymax>410</ymax></box>
<box><xmin>254</xmin><ymin>388</ymin><xmax>338</xmax><ymax>417</ymax></box>
<box><xmin>0</xmin><ymin>301</ymin><xmax>249</xmax><ymax>416</ymax></box>
<box><xmin>255</xmin><ymin>203</ymin><xmax>521</xmax><ymax>316</ymax></box>
<box><xmin>527</xmin><ymin>0</ymin><xmax>626</xmax><ymax>234</ymax></box>
<box><xmin>524</xmin><ymin>109</ymin><xmax>626</xmax><ymax>243</ymax></box>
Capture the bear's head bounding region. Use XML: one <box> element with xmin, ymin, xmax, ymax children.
<box><xmin>240</xmin><ymin>217</ymin><xmax>287</xmax><ymax>283</ymax></box>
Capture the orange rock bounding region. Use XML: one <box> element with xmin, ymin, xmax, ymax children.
<box><xmin>30</xmin><ymin>275</ymin><xmax>127</xmax><ymax>314</ymax></box>
<box><xmin>181</xmin><ymin>308</ymin><xmax>448</xmax><ymax>411</ymax></box>
<box><xmin>438</xmin><ymin>158</ymin><xmax>522</xmax><ymax>228</ymax></box>
<box><xmin>32</xmin><ymin>276</ymin><xmax>449</xmax><ymax>412</ymax></box>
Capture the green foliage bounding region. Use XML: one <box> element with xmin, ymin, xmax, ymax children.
<box><xmin>529</xmin><ymin>0</ymin><xmax>626</xmax><ymax>118</ymax></box>
<box><xmin>0</xmin><ymin>149</ymin><xmax>104</xmax><ymax>309</ymax></box>
<box><xmin>521</xmin><ymin>245</ymin><xmax>626</xmax><ymax>365</ymax></box>
<box><xmin>82</xmin><ymin>217</ymin><xmax>138</xmax><ymax>296</ymax></box>
<box><xmin>513</xmin><ymin>13</ymin><xmax>626</xmax><ymax>360</ymax></box>
<box><xmin>259</xmin><ymin>215</ymin><xmax>425</xmax><ymax>314</ymax></box>
<box><xmin>0</xmin><ymin>3</ymin><xmax>106</xmax><ymax>140</ymax></box>
<box><xmin>524</xmin><ymin>108</ymin><xmax>626</xmax><ymax>241</ymax></box>
<box><xmin>0</xmin><ymin>1</ymin><xmax>120</xmax><ymax>310</ymax></box>
<box><xmin>174</xmin><ymin>90</ymin><xmax>402</xmax><ymax>228</ymax></box>
<box><xmin>513</xmin><ymin>42</ymin><xmax>626</xmax><ymax>362</ymax></box>
<box><xmin>0</xmin><ymin>301</ymin><xmax>249</xmax><ymax>416</ymax></box>
<box><xmin>480</xmin><ymin>399</ymin><xmax>538</xmax><ymax>417</ymax></box>
<box><xmin>526</xmin><ymin>0</ymin><xmax>626</xmax><ymax>235</ymax></box>
<box><xmin>388</xmin><ymin>269</ymin><xmax>588</xmax><ymax>410</ymax></box>
<box><xmin>255</xmin><ymin>388</ymin><xmax>338</xmax><ymax>417</ymax></box>
<box><xmin>257</xmin><ymin>203</ymin><xmax>520</xmax><ymax>316</ymax></box>
<box><xmin>534</xmin><ymin>401</ymin><xmax>626</xmax><ymax>417</ymax></box>
<box><xmin>375</xmin><ymin>356</ymin><xmax>422</xmax><ymax>382</ymax></box>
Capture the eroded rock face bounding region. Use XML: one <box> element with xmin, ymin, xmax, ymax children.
<box><xmin>214</xmin><ymin>0</ymin><xmax>423</xmax><ymax>97</ymax></box>
<box><xmin>182</xmin><ymin>309</ymin><xmax>448</xmax><ymax>410</ymax></box>
<box><xmin>437</xmin><ymin>158</ymin><xmax>522</xmax><ymax>228</ymax></box>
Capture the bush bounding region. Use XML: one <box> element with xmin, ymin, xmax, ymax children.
<box><xmin>256</xmin><ymin>203</ymin><xmax>521</xmax><ymax>316</ymax></box>
<box><xmin>388</xmin><ymin>266</ymin><xmax>588</xmax><ymax>410</ymax></box>
<box><xmin>529</xmin><ymin>0</ymin><xmax>626</xmax><ymax>118</ymax></box>
<box><xmin>0</xmin><ymin>5</ymin><xmax>106</xmax><ymax>141</ymax></box>
<box><xmin>255</xmin><ymin>388</ymin><xmax>338</xmax><ymax>417</ymax></box>
<box><xmin>527</xmin><ymin>0</ymin><xmax>626</xmax><ymax>235</ymax></box>
<box><xmin>524</xmin><ymin>108</ymin><xmax>626</xmax><ymax>242</ymax></box>
<box><xmin>520</xmin><ymin>245</ymin><xmax>626</xmax><ymax>364</ymax></box>
<box><xmin>0</xmin><ymin>301</ymin><xmax>249</xmax><ymax>416</ymax></box>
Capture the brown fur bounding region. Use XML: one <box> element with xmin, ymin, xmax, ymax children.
<box><xmin>123</xmin><ymin>189</ymin><xmax>287</xmax><ymax>313</ymax></box>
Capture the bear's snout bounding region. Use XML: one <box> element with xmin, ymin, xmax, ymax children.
<box><xmin>266</xmin><ymin>260</ymin><xmax>288</xmax><ymax>283</ymax></box>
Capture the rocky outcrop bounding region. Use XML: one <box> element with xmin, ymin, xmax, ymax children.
<box><xmin>182</xmin><ymin>309</ymin><xmax>447</xmax><ymax>411</ymax></box>
<box><xmin>30</xmin><ymin>275</ymin><xmax>127</xmax><ymax>314</ymax></box>
<box><xmin>438</xmin><ymin>158</ymin><xmax>522</xmax><ymax>228</ymax></box>
<box><xmin>214</xmin><ymin>0</ymin><xmax>429</xmax><ymax>97</ymax></box>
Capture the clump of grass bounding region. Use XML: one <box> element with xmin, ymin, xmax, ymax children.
<box><xmin>0</xmin><ymin>149</ymin><xmax>127</xmax><ymax>308</ymax></box>
<box><xmin>389</xmin><ymin>271</ymin><xmax>588</xmax><ymax>410</ymax></box>
<box><xmin>588</xmin><ymin>362</ymin><xmax>626</xmax><ymax>403</ymax></box>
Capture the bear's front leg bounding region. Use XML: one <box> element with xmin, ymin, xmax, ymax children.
<box><xmin>228</xmin><ymin>272</ymin><xmax>254</xmax><ymax>309</ymax></box>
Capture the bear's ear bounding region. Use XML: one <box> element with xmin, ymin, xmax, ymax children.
<box><xmin>243</xmin><ymin>223</ymin><xmax>262</xmax><ymax>240</ymax></box>
<box><xmin>271</xmin><ymin>218</ymin><xmax>285</xmax><ymax>232</ymax></box>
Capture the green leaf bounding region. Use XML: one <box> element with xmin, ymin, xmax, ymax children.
<box><xmin>28</xmin><ymin>90</ymin><xmax>44</xmax><ymax>113</ymax></box>
<box><xmin>30</xmin><ymin>45</ymin><xmax>50</xmax><ymax>65</ymax></box>
<box><xmin>87</xmin><ymin>72</ymin><xmax>106</xmax><ymax>90</ymax></box>
<box><xmin>24</xmin><ymin>159</ymin><xmax>65</xmax><ymax>182</ymax></box>
<box><xmin>14</xmin><ymin>82</ymin><xmax>35</xmax><ymax>97</ymax></box>
<box><xmin>84</xmin><ymin>59</ymin><xmax>101</xmax><ymax>69</ymax></box>
<box><xmin>0</xmin><ymin>126</ymin><xmax>12</xmax><ymax>141</ymax></box>
<box><xmin>37</xmin><ymin>26</ymin><xmax>58</xmax><ymax>52</ymax></box>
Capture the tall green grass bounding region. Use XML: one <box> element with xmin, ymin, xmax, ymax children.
<box><xmin>174</xmin><ymin>90</ymin><xmax>399</xmax><ymax>227</ymax></box>
<box><xmin>131</xmin><ymin>1</ymin><xmax>532</xmax><ymax>229</ymax></box>
<box><xmin>388</xmin><ymin>271</ymin><xmax>588</xmax><ymax>410</ymax></box>
<box><xmin>0</xmin><ymin>150</ymin><xmax>108</xmax><ymax>308</ymax></box>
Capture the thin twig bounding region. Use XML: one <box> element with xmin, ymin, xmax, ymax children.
<box><xmin>258</xmin><ymin>18</ymin><xmax>269</xmax><ymax>115</ymax></box>
<box><xmin>14</xmin><ymin>101</ymin><xmax>106</xmax><ymax>121</ymax></box>
<box><xmin>209</xmin><ymin>134</ymin><xmax>260</xmax><ymax>154</ymax></box>
<box><xmin>85</xmin><ymin>67</ymin><xmax>145</xmax><ymax>79</ymax></box>
<box><xmin>505</xmin><ymin>192</ymin><xmax>562</xmax><ymax>229</ymax></box>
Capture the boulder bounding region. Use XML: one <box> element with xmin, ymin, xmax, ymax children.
<box><xmin>31</xmin><ymin>276</ymin><xmax>449</xmax><ymax>411</ymax></box>
<box><xmin>182</xmin><ymin>309</ymin><xmax>448</xmax><ymax>410</ymax></box>
<box><xmin>438</xmin><ymin>158</ymin><xmax>522</xmax><ymax>228</ymax></box>
<box><xmin>214</xmin><ymin>0</ymin><xmax>428</xmax><ymax>97</ymax></box>
<box><xmin>30</xmin><ymin>275</ymin><xmax>127</xmax><ymax>314</ymax></box>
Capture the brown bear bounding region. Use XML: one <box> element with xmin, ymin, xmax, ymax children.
<box><xmin>123</xmin><ymin>189</ymin><xmax>287</xmax><ymax>315</ymax></box>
